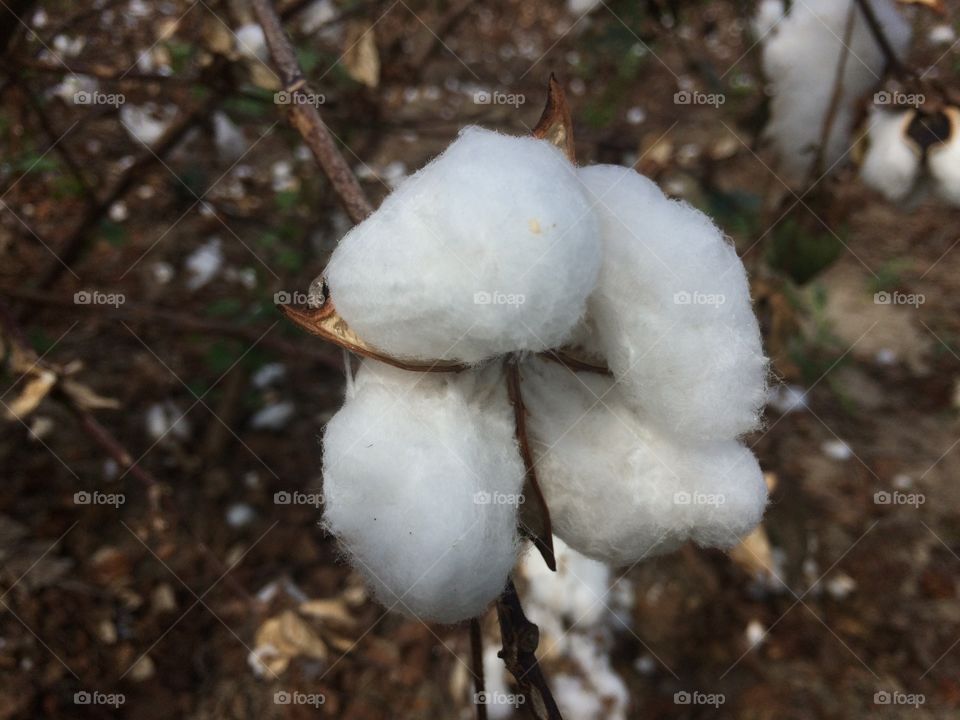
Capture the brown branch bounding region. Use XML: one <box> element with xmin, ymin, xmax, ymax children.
<box><xmin>34</xmin><ymin>94</ymin><xmax>220</xmax><ymax>290</ymax></box>
<box><xmin>252</xmin><ymin>0</ymin><xmax>374</xmax><ymax>224</ymax></box>
<box><xmin>810</xmin><ymin>0</ymin><xmax>857</xmax><ymax>182</ymax></box>
<box><xmin>506</xmin><ymin>356</ymin><xmax>556</xmax><ymax>572</ymax></box>
<box><xmin>470</xmin><ymin>618</ymin><xmax>488</xmax><ymax>720</ymax></box>
<box><xmin>853</xmin><ymin>0</ymin><xmax>911</xmax><ymax>79</ymax></box>
<box><xmin>0</xmin><ymin>287</ymin><xmax>343</xmax><ymax>371</ymax></box>
<box><xmin>0</xmin><ymin>0</ymin><xmax>35</xmax><ymax>56</ymax></box>
<box><xmin>15</xmin><ymin>77</ymin><xmax>96</xmax><ymax>207</ymax></box>
<box><xmin>0</xmin><ymin>298</ymin><xmax>164</xmax><ymax>513</ymax></box>
<box><xmin>496</xmin><ymin>578</ymin><xmax>563</xmax><ymax>720</ymax></box>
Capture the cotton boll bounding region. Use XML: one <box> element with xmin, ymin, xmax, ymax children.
<box><xmin>120</xmin><ymin>104</ymin><xmax>178</xmax><ymax>147</ymax></box>
<box><xmin>520</xmin><ymin>358</ymin><xmax>768</xmax><ymax>566</ymax></box>
<box><xmin>325</xmin><ymin>127</ymin><xmax>601</xmax><ymax>363</ymax></box>
<box><xmin>212</xmin><ymin>112</ymin><xmax>247</xmax><ymax>162</ymax></box>
<box><xmin>235</xmin><ymin>24</ymin><xmax>269</xmax><ymax>62</ymax></box>
<box><xmin>578</xmin><ymin>164</ymin><xmax>768</xmax><ymax>440</ymax></box>
<box><xmin>928</xmin><ymin>107</ymin><xmax>960</xmax><ymax>207</ymax></box>
<box><xmin>760</xmin><ymin>0</ymin><xmax>911</xmax><ymax>183</ymax></box>
<box><xmin>860</xmin><ymin>108</ymin><xmax>922</xmax><ymax>202</ymax></box>
<box><xmin>322</xmin><ymin>361</ymin><xmax>524</xmax><ymax>623</ymax></box>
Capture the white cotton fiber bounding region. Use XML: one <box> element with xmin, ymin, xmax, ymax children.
<box><xmin>325</xmin><ymin>127</ymin><xmax>601</xmax><ymax>363</ymax></box>
<box><xmin>321</xmin><ymin>360</ymin><xmax>524</xmax><ymax>623</ymax></box>
<box><xmin>860</xmin><ymin>108</ymin><xmax>922</xmax><ymax>202</ymax></box>
<box><xmin>760</xmin><ymin>0</ymin><xmax>911</xmax><ymax>182</ymax></box>
<box><xmin>752</xmin><ymin>0</ymin><xmax>786</xmax><ymax>39</ymax></box>
<box><xmin>577</xmin><ymin>164</ymin><xmax>768</xmax><ymax>440</ymax></box>
<box><xmin>929</xmin><ymin>108</ymin><xmax>960</xmax><ymax>207</ymax></box>
<box><xmin>520</xmin><ymin>358</ymin><xmax>768</xmax><ymax>566</ymax></box>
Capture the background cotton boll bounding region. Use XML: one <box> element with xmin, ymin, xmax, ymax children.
<box><xmin>578</xmin><ymin>164</ymin><xmax>768</xmax><ymax>440</ymax></box>
<box><xmin>760</xmin><ymin>0</ymin><xmax>911</xmax><ymax>183</ymax></box>
<box><xmin>325</xmin><ymin>127</ymin><xmax>601</xmax><ymax>363</ymax></box>
<box><xmin>860</xmin><ymin>108</ymin><xmax>922</xmax><ymax>202</ymax></box>
<box><xmin>321</xmin><ymin>360</ymin><xmax>524</xmax><ymax>623</ymax></box>
<box><xmin>928</xmin><ymin>108</ymin><xmax>960</xmax><ymax>206</ymax></box>
<box><xmin>520</xmin><ymin>359</ymin><xmax>768</xmax><ymax>566</ymax></box>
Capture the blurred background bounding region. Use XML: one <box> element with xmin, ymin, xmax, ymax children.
<box><xmin>1</xmin><ymin>0</ymin><xmax>959</xmax><ymax>718</ymax></box>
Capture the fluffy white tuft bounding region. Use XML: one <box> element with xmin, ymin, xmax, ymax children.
<box><xmin>325</xmin><ymin>127</ymin><xmax>601</xmax><ymax>363</ymax></box>
<box><xmin>929</xmin><ymin>108</ymin><xmax>960</xmax><ymax>206</ymax></box>
<box><xmin>752</xmin><ymin>0</ymin><xmax>787</xmax><ymax>39</ymax></box>
<box><xmin>860</xmin><ymin>108</ymin><xmax>922</xmax><ymax>202</ymax></box>
<box><xmin>520</xmin><ymin>358</ymin><xmax>768</xmax><ymax>566</ymax></box>
<box><xmin>760</xmin><ymin>0</ymin><xmax>911</xmax><ymax>183</ymax></box>
<box><xmin>321</xmin><ymin>360</ymin><xmax>524</xmax><ymax>623</ymax></box>
<box><xmin>577</xmin><ymin>164</ymin><xmax>768</xmax><ymax>440</ymax></box>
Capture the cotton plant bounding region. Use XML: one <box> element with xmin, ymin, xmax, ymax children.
<box><xmin>283</xmin><ymin>81</ymin><xmax>770</xmax><ymax>626</ymax></box>
<box><xmin>756</xmin><ymin>0</ymin><xmax>912</xmax><ymax>184</ymax></box>
<box><xmin>756</xmin><ymin>0</ymin><xmax>959</xmax><ymax>204</ymax></box>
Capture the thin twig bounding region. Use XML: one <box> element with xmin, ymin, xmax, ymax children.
<box><xmin>810</xmin><ymin>0</ymin><xmax>857</xmax><ymax>183</ymax></box>
<box><xmin>506</xmin><ymin>356</ymin><xmax>556</xmax><ymax>572</ymax></box>
<box><xmin>33</xmin><ymin>94</ymin><xmax>221</xmax><ymax>290</ymax></box>
<box><xmin>252</xmin><ymin>0</ymin><xmax>374</xmax><ymax>224</ymax></box>
<box><xmin>853</xmin><ymin>0</ymin><xmax>911</xmax><ymax>79</ymax></box>
<box><xmin>0</xmin><ymin>287</ymin><xmax>342</xmax><ymax>371</ymax></box>
<box><xmin>470</xmin><ymin>618</ymin><xmax>488</xmax><ymax>720</ymax></box>
<box><xmin>496</xmin><ymin>578</ymin><xmax>563</xmax><ymax>720</ymax></box>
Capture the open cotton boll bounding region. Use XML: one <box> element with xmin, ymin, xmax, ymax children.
<box><xmin>322</xmin><ymin>360</ymin><xmax>524</xmax><ymax>623</ymax></box>
<box><xmin>520</xmin><ymin>358</ymin><xmax>768</xmax><ymax>566</ymax></box>
<box><xmin>578</xmin><ymin>164</ymin><xmax>768</xmax><ymax>440</ymax></box>
<box><xmin>760</xmin><ymin>0</ymin><xmax>911</xmax><ymax>183</ymax></box>
<box><xmin>861</xmin><ymin>108</ymin><xmax>922</xmax><ymax>202</ymax></box>
<box><xmin>928</xmin><ymin>108</ymin><xmax>960</xmax><ymax>207</ymax></box>
<box><xmin>325</xmin><ymin>127</ymin><xmax>601</xmax><ymax>363</ymax></box>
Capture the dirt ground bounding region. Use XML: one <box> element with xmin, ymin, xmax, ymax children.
<box><xmin>1</xmin><ymin>0</ymin><xmax>959</xmax><ymax>718</ymax></box>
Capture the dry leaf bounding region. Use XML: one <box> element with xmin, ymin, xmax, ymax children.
<box><xmin>251</xmin><ymin>609</ymin><xmax>329</xmax><ymax>677</ymax></box>
<box><xmin>730</xmin><ymin>524</ymin><xmax>775</xmax><ymax>580</ymax></box>
<box><xmin>343</xmin><ymin>21</ymin><xmax>380</xmax><ymax>89</ymax></box>
<box><xmin>61</xmin><ymin>379</ymin><xmax>120</xmax><ymax>411</ymax></box>
<box><xmin>532</xmin><ymin>74</ymin><xmax>575</xmax><ymax>163</ymax></box>
<box><xmin>202</xmin><ymin>15</ymin><xmax>235</xmax><ymax>55</ymax></box>
<box><xmin>280</xmin><ymin>301</ymin><xmax>465</xmax><ymax>372</ymax></box>
<box><xmin>299</xmin><ymin>598</ymin><xmax>355</xmax><ymax>627</ymax></box>
<box><xmin>5</xmin><ymin>368</ymin><xmax>57</xmax><ymax>420</ymax></box>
